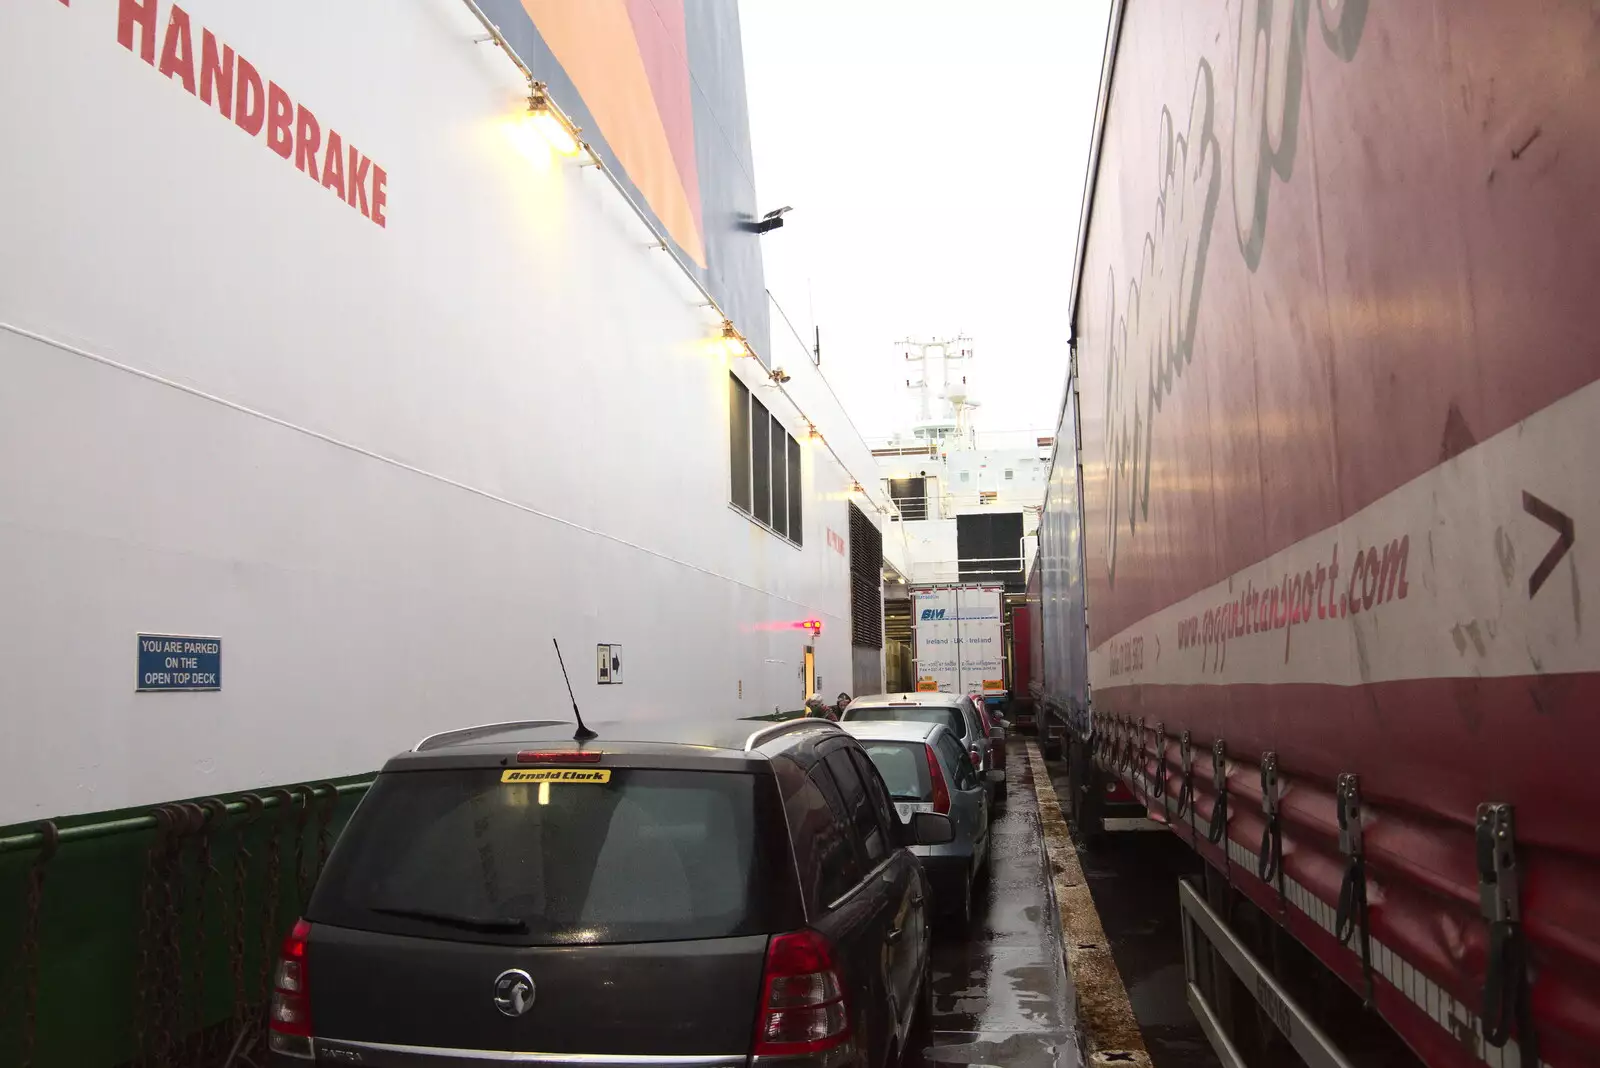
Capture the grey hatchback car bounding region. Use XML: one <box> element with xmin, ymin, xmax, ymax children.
<box><xmin>841</xmin><ymin>693</ymin><xmax>1002</xmax><ymax>808</ymax></box>
<box><xmin>266</xmin><ymin>716</ymin><xmax>952</xmax><ymax>1067</ymax></box>
<box><xmin>840</xmin><ymin>721</ymin><xmax>993</xmax><ymax>926</ymax></box>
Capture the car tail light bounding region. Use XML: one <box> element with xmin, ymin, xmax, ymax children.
<box><xmin>268</xmin><ymin>919</ymin><xmax>314</xmax><ymax>1059</ymax></box>
<box><xmin>924</xmin><ymin>744</ymin><xmax>950</xmax><ymax>815</ymax></box>
<box><xmin>753</xmin><ymin>929</ymin><xmax>851</xmax><ymax>1056</ymax></box>
<box><xmin>969</xmin><ymin>743</ymin><xmax>985</xmax><ymax>772</ymax></box>
<box><xmin>517</xmin><ymin>750</ymin><xmax>602</xmax><ymax>763</ymax></box>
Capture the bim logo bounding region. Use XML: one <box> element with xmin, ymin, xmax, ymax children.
<box><xmin>920</xmin><ymin>609</ymin><xmax>947</xmax><ymax>621</ymax></box>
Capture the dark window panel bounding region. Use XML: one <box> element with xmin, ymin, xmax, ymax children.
<box><xmin>729</xmin><ymin>375</ymin><xmax>751</xmax><ymax>512</ymax></box>
<box><xmin>751</xmin><ymin>397</ymin><xmax>771</xmax><ymax>525</ymax></box>
<box><xmin>770</xmin><ymin>416</ymin><xmax>788</xmax><ymax>538</ymax></box>
<box><xmin>887</xmin><ymin>477</ymin><xmax>927</xmax><ymax>521</ymax></box>
<box><xmin>787</xmin><ymin>435</ymin><xmax>803</xmax><ymax>545</ymax></box>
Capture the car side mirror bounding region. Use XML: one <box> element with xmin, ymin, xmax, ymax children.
<box><xmin>986</xmin><ymin>768</ymin><xmax>1006</xmax><ymax>784</ymax></box>
<box><xmin>905</xmin><ymin>811</ymin><xmax>954</xmax><ymax>846</ymax></box>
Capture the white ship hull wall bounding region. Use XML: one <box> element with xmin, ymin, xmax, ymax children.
<box><xmin>0</xmin><ymin>0</ymin><xmax>876</xmax><ymax>824</ymax></box>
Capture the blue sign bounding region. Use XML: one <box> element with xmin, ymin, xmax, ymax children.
<box><xmin>137</xmin><ymin>634</ymin><xmax>222</xmax><ymax>692</ymax></box>
<box><xmin>921</xmin><ymin>609</ymin><xmax>947</xmax><ymax>621</ymax></box>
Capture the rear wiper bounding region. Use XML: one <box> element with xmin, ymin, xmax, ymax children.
<box><xmin>370</xmin><ymin>906</ymin><xmax>529</xmax><ymax>933</ymax></box>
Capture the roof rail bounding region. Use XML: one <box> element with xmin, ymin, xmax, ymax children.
<box><xmin>413</xmin><ymin>720</ymin><xmax>567</xmax><ymax>752</ymax></box>
<box><xmin>743</xmin><ymin>718</ymin><xmax>840</xmax><ymax>753</ymax></box>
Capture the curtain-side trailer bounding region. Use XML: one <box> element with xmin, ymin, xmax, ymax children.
<box><xmin>1040</xmin><ymin>2</ymin><xmax>1600</xmax><ymax>1066</ymax></box>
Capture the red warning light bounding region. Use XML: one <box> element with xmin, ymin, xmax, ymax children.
<box><xmin>802</xmin><ymin>619</ymin><xmax>823</xmax><ymax>636</ymax></box>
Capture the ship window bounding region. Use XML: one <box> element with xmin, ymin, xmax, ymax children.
<box><xmin>787</xmin><ymin>436</ymin><xmax>803</xmax><ymax>545</ymax></box>
<box><xmin>1005</xmin><ymin>469</ymin><xmax>1014</xmax><ymax>480</ymax></box>
<box><xmin>730</xmin><ymin>373</ymin><xmax>801</xmax><ymax>546</ymax></box>
<box><xmin>770</xmin><ymin>414</ymin><xmax>788</xmax><ymax>538</ymax></box>
<box><xmin>887</xmin><ymin>478</ymin><xmax>926</xmax><ymax>522</ymax></box>
<box><xmin>729</xmin><ymin>375</ymin><xmax>751</xmax><ymax>512</ymax></box>
<box><xmin>960</xmin><ymin>471</ymin><xmax>970</xmax><ymax>483</ymax></box>
<box><xmin>752</xmin><ymin>397</ymin><xmax>772</xmax><ymax>525</ymax></box>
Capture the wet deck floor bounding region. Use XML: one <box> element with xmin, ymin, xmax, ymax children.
<box><xmin>1043</xmin><ymin>761</ymin><xmax>1222</xmax><ymax>1068</ymax></box>
<box><xmin>903</xmin><ymin>747</ymin><xmax>1223</xmax><ymax>1068</ymax></box>
<box><xmin>908</xmin><ymin>756</ymin><xmax>1078</xmax><ymax>1068</ymax></box>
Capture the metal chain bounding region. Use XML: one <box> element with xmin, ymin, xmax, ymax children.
<box><xmin>230</xmin><ymin>796</ymin><xmax>262</xmax><ymax>1040</ymax></box>
<box><xmin>133</xmin><ymin>807</ymin><xmax>170</xmax><ymax>1067</ymax></box>
<box><xmin>291</xmin><ymin>786</ymin><xmax>313</xmax><ymax>910</ymax></box>
<box><xmin>159</xmin><ymin>805</ymin><xmax>186</xmax><ymax>1068</ymax></box>
<box><xmin>0</xmin><ymin>783</ymin><xmax>351</xmax><ymax>1068</ymax></box>
<box><xmin>170</xmin><ymin>804</ymin><xmax>205</xmax><ymax>1066</ymax></box>
<box><xmin>17</xmin><ymin>821</ymin><xmax>59</xmax><ymax>1068</ymax></box>
<box><xmin>258</xmin><ymin>790</ymin><xmax>293</xmax><ymax>1008</ymax></box>
<box><xmin>154</xmin><ymin>805</ymin><xmax>187</xmax><ymax>1068</ymax></box>
<box><xmin>313</xmin><ymin>782</ymin><xmax>339</xmax><ymax>886</ymax></box>
<box><xmin>190</xmin><ymin>800</ymin><xmax>227</xmax><ymax>1063</ymax></box>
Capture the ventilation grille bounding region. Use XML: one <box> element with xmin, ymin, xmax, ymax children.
<box><xmin>848</xmin><ymin>503</ymin><xmax>883</xmax><ymax>649</ymax></box>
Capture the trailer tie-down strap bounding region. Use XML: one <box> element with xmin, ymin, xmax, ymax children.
<box><xmin>1477</xmin><ymin>803</ymin><xmax>1538</xmax><ymax>1062</ymax></box>
<box><xmin>1257</xmin><ymin>751</ymin><xmax>1284</xmax><ymax>908</ymax></box>
<box><xmin>1134</xmin><ymin>718</ymin><xmax>1148</xmax><ymax>798</ymax></box>
<box><xmin>1207</xmin><ymin>740</ymin><xmax>1228</xmax><ymax>847</ymax></box>
<box><xmin>1333</xmin><ymin>773</ymin><xmax>1374</xmax><ymax>1002</ymax></box>
<box><xmin>1175</xmin><ymin>731</ymin><xmax>1194</xmax><ymax>821</ymax></box>
<box><xmin>1154</xmin><ymin>722</ymin><xmax>1169</xmax><ymax>819</ymax></box>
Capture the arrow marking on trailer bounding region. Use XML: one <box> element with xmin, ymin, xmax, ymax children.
<box><xmin>1523</xmin><ymin>491</ymin><xmax>1574</xmax><ymax>599</ymax></box>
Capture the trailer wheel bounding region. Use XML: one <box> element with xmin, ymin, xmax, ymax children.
<box><xmin>1066</xmin><ymin>732</ymin><xmax>1106</xmax><ymax>848</ymax></box>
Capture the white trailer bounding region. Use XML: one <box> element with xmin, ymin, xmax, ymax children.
<box><xmin>911</xmin><ymin>584</ymin><xmax>1005</xmax><ymax>696</ymax></box>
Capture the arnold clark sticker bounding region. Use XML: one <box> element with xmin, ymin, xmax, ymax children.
<box><xmin>501</xmin><ymin>768</ymin><xmax>611</xmax><ymax>784</ymax></box>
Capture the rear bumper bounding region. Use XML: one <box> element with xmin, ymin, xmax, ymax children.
<box><xmin>282</xmin><ymin>1039</ymin><xmax>753</xmax><ymax>1066</ymax></box>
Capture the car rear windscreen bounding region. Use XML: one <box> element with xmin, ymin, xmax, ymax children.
<box><xmin>844</xmin><ymin>704</ymin><xmax>965</xmax><ymax>740</ymax></box>
<box><xmin>308</xmin><ymin>768</ymin><xmax>787</xmax><ymax>945</ymax></box>
<box><xmin>859</xmin><ymin>742</ymin><xmax>932</xmax><ymax>802</ymax></box>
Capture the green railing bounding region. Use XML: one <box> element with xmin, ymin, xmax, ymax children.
<box><xmin>0</xmin><ymin>778</ymin><xmax>372</xmax><ymax>1068</ymax></box>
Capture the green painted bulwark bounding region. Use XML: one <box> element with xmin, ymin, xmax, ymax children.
<box><xmin>0</xmin><ymin>776</ymin><xmax>373</xmax><ymax>1067</ymax></box>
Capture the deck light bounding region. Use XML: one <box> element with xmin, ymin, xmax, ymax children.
<box><xmin>720</xmin><ymin>319</ymin><xmax>753</xmax><ymax>359</ymax></box>
<box><xmin>526</xmin><ymin>84</ymin><xmax>582</xmax><ymax>157</ymax></box>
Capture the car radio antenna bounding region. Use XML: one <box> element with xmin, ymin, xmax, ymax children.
<box><xmin>552</xmin><ymin>639</ymin><xmax>597</xmax><ymax>742</ymax></box>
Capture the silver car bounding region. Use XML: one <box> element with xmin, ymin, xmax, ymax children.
<box><xmin>841</xmin><ymin>719</ymin><xmax>995</xmax><ymax>926</ymax></box>
<box><xmin>842</xmin><ymin>692</ymin><xmax>1002</xmax><ymax>807</ymax></box>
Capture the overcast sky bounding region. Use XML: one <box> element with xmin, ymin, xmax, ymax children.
<box><xmin>738</xmin><ymin>1</ymin><xmax>1113</xmax><ymax>439</ymax></box>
